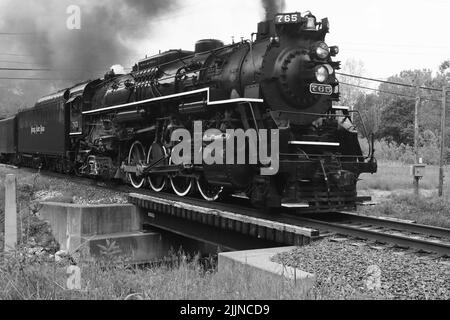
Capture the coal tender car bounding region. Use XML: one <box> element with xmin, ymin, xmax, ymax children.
<box><xmin>16</xmin><ymin>90</ymin><xmax>72</xmax><ymax>170</ymax></box>
<box><xmin>0</xmin><ymin>116</ymin><xmax>17</xmax><ymax>163</ymax></box>
<box><xmin>0</xmin><ymin>11</ymin><xmax>377</xmax><ymax>213</ymax></box>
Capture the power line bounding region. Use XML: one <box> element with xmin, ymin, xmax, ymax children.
<box><xmin>341</xmin><ymin>48</ymin><xmax>450</xmax><ymax>57</ymax></box>
<box><xmin>0</xmin><ymin>67</ymin><xmax>51</xmax><ymax>71</ymax></box>
<box><xmin>0</xmin><ymin>32</ymin><xmax>39</xmax><ymax>35</ymax></box>
<box><xmin>0</xmin><ymin>77</ymin><xmax>83</xmax><ymax>81</ymax></box>
<box><xmin>340</xmin><ymin>41</ymin><xmax>450</xmax><ymax>49</ymax></box>
<box><xmin>340</xmin><ymin>81</ymin><xmax>415</xmax><ymax>99</ymax></box>
<box><xmin>0</xmin><ymin>66</ymin><xmax>133</xmax><ymax>72</ymax></box>
<box><xmin>0</xmin><ymin>60</ymin><xmax>43</xmax><ymax>65</ymax></box>
<box><xmin>339</xmin><ymin>81</ymin><xmax>441</xmax><ymax>103</ymax></box>
<box><xmin>0</xmin><ymin>53</ymin><xmax>32</xmax><ymax>57</ymax></box>
<box><xmin>337</xmin><ymin>72</ymin><xmax>442</xmax><ymax>92</ymax></box>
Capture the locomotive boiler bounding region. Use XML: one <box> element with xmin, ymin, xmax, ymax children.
<box><xmin>0</xmin><ymin>11</ymin><xmax>377</xmax><ymax>212</ymax></box>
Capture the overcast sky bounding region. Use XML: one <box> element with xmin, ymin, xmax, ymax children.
<box><xmin>130</xmin><ymin>0</ymin><xmax>450</xmax><ymax>79</ymax></box>
<box><xmin>0</xmin><ymin>0</ymin><xmax>449</xmax><ymax>82</ymax></box>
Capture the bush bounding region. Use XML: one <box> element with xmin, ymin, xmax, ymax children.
<box><xmin>361</xmin><ymin>138</ymin><xmax>441</xmax><ymax>165</ymax></box>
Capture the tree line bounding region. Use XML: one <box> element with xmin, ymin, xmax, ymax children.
<box><xmin>341</xmin><ymin>59</ymin><xmax>450</xmax><ymax>163</ymax></box>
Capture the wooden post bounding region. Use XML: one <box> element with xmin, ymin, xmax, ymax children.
<box><xmin>413</xmin><ymin>84</ymin><xmax>421</xmax><ymax>195</ymax></box>
<box><xmin>439</xmin><ymin>87</ymin><xmax>447</xmax><ymax>197</ymax></box>
<box><xmin>4</xmin><ymin>174</ymin><xmax>17</xmax><ymax>251</ymax></box>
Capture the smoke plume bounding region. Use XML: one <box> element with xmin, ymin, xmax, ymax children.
<box><xmin>0</xmin><ymin>0</ymin><xmax>179</xmax><ymax>112</ymax></box>
<box><xmin>261</xmin><ymin>0</ymin><xmax>286</xmax><ymax>20</ymax></box>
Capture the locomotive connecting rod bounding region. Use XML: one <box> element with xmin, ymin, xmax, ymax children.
<box><xmin>121</xmin><ymin>154</ymin><xmax>188</xmax><ymax>177</ymax></box>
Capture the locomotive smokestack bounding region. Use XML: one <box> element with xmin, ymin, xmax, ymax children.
<box><xmin>261</xmin><ymin>0</ymin><xmax>286</xmax><ymax>20</ymax></box>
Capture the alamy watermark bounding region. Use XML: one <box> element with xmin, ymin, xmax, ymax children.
<box><xmin>66</xmin><ymin>5</ymin><xmax>81</xmax><ymax>30</ymax></box>
<box><xmin>171</xmin><ymin>121</ymin><xmax>280</xmax><ymax>176</ymax></box>
<box><xmin>66</xmin><ymin>265</ymin><xmax>82</xmax><ymax>290</ymax></box>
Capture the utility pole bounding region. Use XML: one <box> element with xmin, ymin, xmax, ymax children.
<box><xmin>439</xmin><ymin>86</ymin><xmax>447</xmax><ymax>197</ymax></box>
<box><xmin>413</xmin><ymin>83</ymin><xmax>421</xmax><ymax>195</ymax></box>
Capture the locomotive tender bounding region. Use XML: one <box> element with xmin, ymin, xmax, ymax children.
<box><xmin>0</xmin><ymin>11</ymin><xmax>377</xmax><ymax>212</ymax></box>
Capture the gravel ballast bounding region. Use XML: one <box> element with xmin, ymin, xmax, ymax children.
<box><xmin>274</xmin><ymin>238</ymin><xmax>450</xmax><ymax>300</ymax></box>
<box><xmin>0</xmin><ymin>166</ymin><xmax>128</xmax><ymax>205</ymax></box>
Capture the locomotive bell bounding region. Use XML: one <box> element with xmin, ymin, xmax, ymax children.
<box><xmin>304</xmin><ymin>15</ymin><xmax>317</xmax><ymax>31</ymax></box>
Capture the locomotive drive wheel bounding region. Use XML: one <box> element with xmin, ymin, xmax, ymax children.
<box><xmin>196</xmin><ymin>175</ymin><xmax>224</xmax><ymax>202</ymax></box>
<box><xmin>147</xmin><ymin>143</ymin><xmax>168</xmax><ymax>192</ymax></box>
<box><xmin>169</xmin><ymin>156</ymin><xmax>194</xmax><ymax>197</ymax></box>
<box><xmin>128</xmin><ymin>141</ymin><xmax>147</xmax><ymax>189</ymax></box>
<box><xmin>74</xmin><ymin>162</ymin><xmax>84</xmax><ymax>177</ymax></box>
<box><xmin>63</xmin><ymin>159</ymin><xmax>73</xmax><ymax>174</ymax></box>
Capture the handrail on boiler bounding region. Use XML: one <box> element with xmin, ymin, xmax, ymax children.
<box><xmin>270</xmin><ymin>109</ymin><xmax>375</xmax><ymax>161</ymax></box>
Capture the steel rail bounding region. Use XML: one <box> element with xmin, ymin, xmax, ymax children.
<box><xmin>290</xmin><ymin>215</ymin><xmax>450</xmax><ymax>256</ymax></box>
<box><xmin>334</xmin><ymin>211</ymin><xmax>450</xmax><ymax>239</ymax></box>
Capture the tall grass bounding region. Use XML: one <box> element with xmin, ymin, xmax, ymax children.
<box><xmin>359</xmin><ymin>193</ymin><xmax>450</xmax><ymax>228</ymax></box>
<box><xmin>0</xmin><ymin>248</ymin><xmax>310</xmax><ymax>300</ymax></box>
<box><xmin>358</xmin><ymin>162</ymin><xmax>449</xmax><ymax>192</ymax></box>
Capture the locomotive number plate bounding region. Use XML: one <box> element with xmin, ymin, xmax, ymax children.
<box><xmin>310</xmin><ymin>83</ymin><xmax>333</xmax><ymax>95</ymax></box>
<box><xmin>275</xmin><ymin>13</ymin><xmax>301</xmax><ymax>24</ymax></box>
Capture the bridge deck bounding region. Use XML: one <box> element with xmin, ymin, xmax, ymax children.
<box><xmin>128</xmin><ymin>193</ymin><xmax>319</xmax><ymax>250</ymax></box>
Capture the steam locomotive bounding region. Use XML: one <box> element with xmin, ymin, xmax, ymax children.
<box><xmin>0</xmin><ymin>11</ymin><xmax>377</xmax><ymax>212</ymax></box>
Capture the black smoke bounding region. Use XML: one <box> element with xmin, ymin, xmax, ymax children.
<box><xmin>0</xmin><ymin>0</ymin><xmax>179</xmax><ymax>112</ymax></box>
<box><xmin>261</xmin><ymin>0</ymin><xmax>286</xmax><ymax>20</ymax></box>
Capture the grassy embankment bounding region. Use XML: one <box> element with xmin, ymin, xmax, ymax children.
<box><xmin>1</xmin><ymin>162</ymin><xmax>449</xmax><ymax>300</ymax></box>
<box><xmin>0</xmin><ymin>168</ymin><xmax>310</xmax><ymax>300</ymax></box>
<box><xmin>357</xmin><ymin>161</ymin><xmax>450</xmax><ymax>228</ymax></box>
<box><xmin>0</xmin><ymin>249</ymin><xmax>312</xmax><ymax>300</ymax></box>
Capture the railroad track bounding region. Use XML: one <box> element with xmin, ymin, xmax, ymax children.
<box><xmin>290</xmin><ymin>211</ymin><xmax>450</xmax><ymax>257</ymax></box>
<box><xmin>3</xmin><ymin>164</ymin><xmax>450</xmax><ymax>256</ymax></box>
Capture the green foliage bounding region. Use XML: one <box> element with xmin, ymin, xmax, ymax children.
<box><xmin>439</xmin><ymin>60</ymin><xmax>450</xmax><ymax>75</ymax></box>
<box><xmin>354</xmin><ymin>93</ymin><xmax>380</xmax><ymax>137</ymax></box>
<box><xmin>377</xmin><ymin>98</ymin><xmax>415</xmax><ymax>145</ymax></box>
<box><xmin>360</xmin><ymin>138</ymin><xmax>441</xmax><ymax>165</ymax></box>
<box><xmin>347</xmin><ymin>63</ymin><xmax>450</xmax><ymax>151</ymax></box>
<box><xmin>339</xmin><ymin>58</ymin><xmax>367</xmax><ymax>107</ymax></box>
<box><xmin>97</xmin><ymin>239</ymin><xmax>122</xmax><ymax>257</ymax></box>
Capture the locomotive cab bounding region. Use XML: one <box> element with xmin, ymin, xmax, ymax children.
<box><xmin>68</xmin><ymin>96</ymin><xmax>83</xmax><ymax>135</ymax></box>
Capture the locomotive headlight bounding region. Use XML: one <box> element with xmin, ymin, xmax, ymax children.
<box><xmin>315</xmin><ymin>65</ymin><xmax>329</xmax><ymax>83</ymax></box>
<box><xmin>330</xmin><ymin>46</ymin><xmax>339</xmax><ymax>56</ymax></box>
<box><xmin>314</xmin><ymin>42</ymin><xmax>330</xmax><ymax>59</ymax></box>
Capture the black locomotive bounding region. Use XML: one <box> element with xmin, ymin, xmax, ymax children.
<box><xmin>0</xmin><ymin>11</ymin><xmax>377</xmax><ymax>212</ymax></box>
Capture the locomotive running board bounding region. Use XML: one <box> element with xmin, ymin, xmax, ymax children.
<box><xmin>289</xmin><ymin>141</ymin><xmax>340</xmax><ymax>147</ymax></box>
<box><xmin>332</xmin><ymin>106</ymin><xmax>350</xmax><ymax>111</ymax></box>
<box><xmin>82</xmin><ymin>87</ymin><xmax>264</xmax><ymax>115</ymax></box>
<box><xmin>282</xmin><ymin>203</ymin><xmax>310</xmax><ymax>208</ymax></box>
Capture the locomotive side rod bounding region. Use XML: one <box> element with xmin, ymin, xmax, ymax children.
<box><xmin>121</xmin><ymin>154</ymin><xmax>171</xmax><ymax>175</ymax></box>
